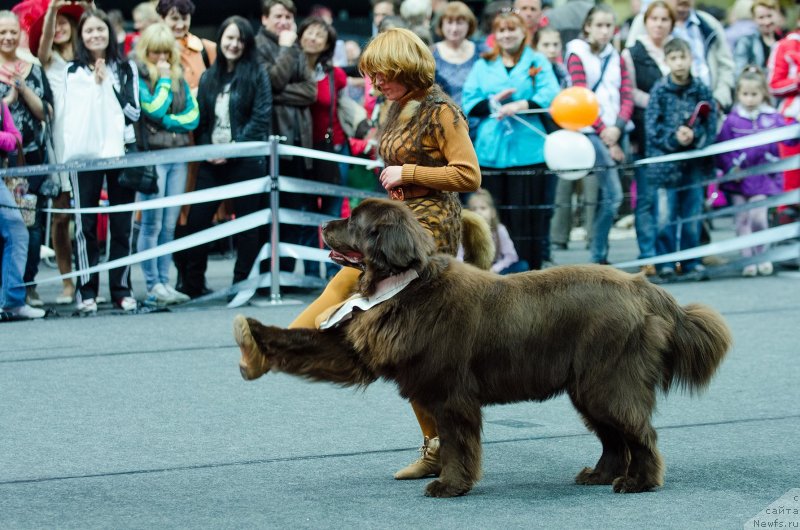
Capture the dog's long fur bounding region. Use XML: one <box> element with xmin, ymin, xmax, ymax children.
<box><xmin>236</xmin><ymin>198</ymin><xmax>732</xmax><ymax>498</ymax></box>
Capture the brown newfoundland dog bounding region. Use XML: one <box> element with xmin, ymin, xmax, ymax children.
<box><xmin>233</xmin><ymin>198</ymin><xmax>732</xmax><ymax>498</ymax></box>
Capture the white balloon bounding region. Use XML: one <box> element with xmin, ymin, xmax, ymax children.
<box><xmin>544</xmin><ymin>130</ymin><xmax>596</xmax><ymax>180</ymax></box>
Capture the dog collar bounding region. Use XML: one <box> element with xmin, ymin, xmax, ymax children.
<box><xmin>316</xmin><ymin>269</ymin><xmax>420</xmax><ymax>330</ymax></box>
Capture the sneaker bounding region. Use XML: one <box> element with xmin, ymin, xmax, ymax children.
<box><xmin>55</xmin><ymin>287</ymin><xmax>75</xmax><ymax>305</ymax></box>
<box><xmin>76</xmin><ymin>298</ymin><xmax>98</xmax><ymax>314</ymax></box>
<box><xmin>757</xmin><ymin>262</ymin><xmax>773</xmax><ymax>276</ymax></box>
<box><xmin>684</xmin><ymin>264</ymin><xmax>709</xmax><ymax>281</ymax></box>
<box><xmin>96</xmin><ymin>295</ymin><xmax>108</xmax><ymax>304</ymax></box>
<box><xmin>658</xmin><ymin>266</ymin><xmax>676</xmax><ymax>280</ymax></box>
<box><xmin>26</xmin><ymin>286</ymin><xmax>44</xmax><ymax>308</ymax></box>
<box><xmin>9</xmin><ymin>304</ymin><xmax>45</xmax><ymax>319</ymax></box>
<box><xmin>116</xmin><ymin>296</ymin><xmax>138</xmax><ymax>312</ymax></box>
<box><xmin>164</xmin><ymin>284</ymin><xmax>190</xmax><ymax>303</ymax></box>
<box><xmin>742</xmin><ymin>264</ymin><xmax>757</xmax><ymax>277</ymax></box>
<box><xmin>144</xmin><ymin>283</ymin><xmax>175</xmax><ymax>307</ymax></box>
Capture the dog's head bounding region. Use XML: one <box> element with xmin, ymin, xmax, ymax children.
<box><xmin>323</xmin><ymin>198</ymin><xmax>436</xmax><ymax>293</ymax></box>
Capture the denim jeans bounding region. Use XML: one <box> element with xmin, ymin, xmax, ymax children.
<box><xmin>634</xmin><ymin>163</ymin><xmax>659</xmax><ymax>259</ymax></box>
<box><xmin>656</xmin><ymin>165</ymin><xmax>704</xmax><ymax>272</ymax></box>
<box><xmin>137</xmin><ymin>162</ymin><xmax>188</xmax><ymax>290</ymax></box>
<box><xmin>0</xmin><ymin>184</ymin><xmax>29</xmax><ymax>309</ymax></box>
<box><xmin>586</xmin><ymin>133</ymin><xmax>622</xmax><ymax>263</ymax></box>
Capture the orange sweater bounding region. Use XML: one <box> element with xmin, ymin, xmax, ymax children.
<box><xmin>380</xmin><ymin>86</ymin><xmax>481</xmax><ymax>193</ymax></box>
<box><xmin>179</xmin><ymin>34</ymin><xmax>217</xmax><ymax>93</ymax></box>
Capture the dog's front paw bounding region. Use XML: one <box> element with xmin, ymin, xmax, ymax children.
<box><xmin>233</xmin><ymin>315</ymin><xmax>271</xmax><ymax>381</ymax></box>
<box><xmin>575</xmin><ymin>467</ymin><xmax>616</xmax><ymax>485</ymax></box>
<box><xmin>611</xmin><ymin>475</ymin><xmax>658</xmax><ymax>493</ymax></box>
<box><xmin>424</xmin><ymin>479</ymin><xmax>471</xmax><ymax>498</ymax></box>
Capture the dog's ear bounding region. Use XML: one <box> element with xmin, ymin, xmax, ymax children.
<box><xmin>368</xmin><ymin>202</ymin><xmax>436</xmax><ymax>273</ymax></box>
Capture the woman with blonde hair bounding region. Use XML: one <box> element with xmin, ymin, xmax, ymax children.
<box><xmin>237</xmin><ymin>28</ymin><xmax>482</xmax><ymax>480</ymax></box>
<box><xmin>134</xmin><ymin>22</ymin><xmax>198</xmax><ymax>306</ymax></box>
<box><xmin>733</xmin><ymin>0</ymin><xmax>782</xmax><ymax>75</ymax></box>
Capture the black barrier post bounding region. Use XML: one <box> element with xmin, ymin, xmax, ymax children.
<box><xmin>269</xmin><ymin>135</ymin><xmax>283</xmax><ymax>302</ymax></box>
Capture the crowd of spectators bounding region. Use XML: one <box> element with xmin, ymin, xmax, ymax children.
<box><xmin>1</xmin><ymin>0</ymin><xmax>798</xmax><ymax>318</ymax></box>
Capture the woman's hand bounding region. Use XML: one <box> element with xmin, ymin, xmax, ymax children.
<box><xmin>207</xmin><ymin>158</ymin><xmax>227</xmax><ymax>165</ymax></box>
<box><xmin>94</xmin><ymin>58</ymin><xmax>107</xmax><ymax>84</ymax></box>
<box><xmin>608</xmin><ymin>143</ymin><xmax>625</xmax><ymax>162</ymax></box>
<box><xmin>379</xmin><ymin>165</ymin><xmax>403</xmax><ymax>191</ymax></box>
<box><xmin>600</xmin><ymin>126</ymin><xmax>621</xmax><ymax>147</ymax></box>
<box><xmin>48</xmin><ymin>0</ymin><xmax>71</xmax><ymax>13</ymax></box>
<box><xmin>2</xmin><ymin>86</ymin><xmax>17</xmax><ymax>106</ymax></box>
<box><xmin>495</xmin><ymin>99</ymin><xmax>528</xmax><ymax>118</ymax></box>
<box><xmin>493</xmin><ymin>88</ymin><xmax>516</xmax><ymax>102</ymax></box>
<box><xmin>156</xmin><ymin>60</ymin><xmax>171</xmax><ymax>78</ymax></box>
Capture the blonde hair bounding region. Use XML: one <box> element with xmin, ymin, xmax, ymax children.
<box><xmin>133</xmin><ymin>2</ymin><xmax>160</xmax><ymax>24</ymax></box>
<box><xmin>135</xmin><ymin>23</ymin><xmax>183</xmax><ymax>94</ymax></box>
<box><xmin>467</xmin><ymin>189</ymin><xmax>499</xmax><ymax>234</ymax></box>
<box><xmin>359</xmin><ymin>28</ymin><xmax>435</xmax><ymax>90</ymax></box>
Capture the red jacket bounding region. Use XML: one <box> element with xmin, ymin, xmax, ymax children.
<box><xmin>768</xmin><ymin>31</ymin><xmax>800</xmax><ymax>120</ymax></box>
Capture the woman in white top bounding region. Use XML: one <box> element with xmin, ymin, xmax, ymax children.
<box><xmin>62</xmin><ymin>9</ymin><xmax>140</xmax><ymax>314</ymax></box>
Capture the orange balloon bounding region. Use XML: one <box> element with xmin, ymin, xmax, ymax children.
<box><xmin>549</xmin><ymin>87</ymin><xmax>601</xmax><ymax>131</ymax></box>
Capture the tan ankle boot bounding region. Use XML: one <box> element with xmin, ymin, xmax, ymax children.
<box><xmin>233</xmin><ymin>315</ymin><xmax>270</xmax><ymax>380</ymax></box>
<box><xmin>394</xmin><ymin>436</ymin><xmax>441</xmax><ymax>480</ymax></box>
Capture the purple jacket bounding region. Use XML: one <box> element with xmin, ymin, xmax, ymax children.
<box><xmin>715</xmin><ymin>104</ymin><xmax>789</xmax><ymax>197</ymax></box>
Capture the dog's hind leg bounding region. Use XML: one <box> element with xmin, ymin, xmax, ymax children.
<box><xmin>613</xmin><ymin>421</ymin><xmax>664</xmax><ymax>493</ymax></box>
<box><xmin>423</xmin><ymin>398</ymin><xmax>483</xmax><ymax>498</ymax></box>
<box><xmin>600</xmin><ymin>385</ymin><xmax>664</xmax><ymax>493</ymax></box>
<box><xmin>571</xmin><ymin>393</ymin><xmax>630</xmax><ymax>486</ymax></box>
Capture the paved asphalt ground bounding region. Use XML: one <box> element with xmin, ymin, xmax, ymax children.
<box><xmin>1</xmin><ymin>216</ymin><xmax>798</xmax><ymax>529</ymax></box>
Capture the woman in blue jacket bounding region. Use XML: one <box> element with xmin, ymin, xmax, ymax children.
<box><xmin>462</xmin><ymin>10</ymin><xmax>559</xmax><ymax>270</ymax></box>
<box><xmin>181</xmin><ymin>15</ymin><xmax>272</xmax><ymax>298</ymax></box>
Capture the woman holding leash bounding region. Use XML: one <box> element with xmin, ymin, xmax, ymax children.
<box><xmin>238</xmin><ymin>28</ymin><xmax>482</xmax><ymax>480</ymax></box>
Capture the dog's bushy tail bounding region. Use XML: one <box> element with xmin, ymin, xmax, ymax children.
<box><xmin>461</xmin><ymin>210</ymin><xmax>495</xmax><ymax>270</ymax></box>
<box><xmin>667</xmin><ymin>303</ymin><xmax>732</xmax><ymax>394</ymax></box>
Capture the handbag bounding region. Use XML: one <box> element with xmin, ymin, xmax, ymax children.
<box><xmin>36</xmin><ymin>108</ymin><xmax>62</xmax><ymax>198</ymax></box>
<box><xmin>336</xmin><ymin>91</ymin><xmax>368</xmax><ymax>139</ymax></box>
<box><xmin>143</xmin><ymin>117</ymin><xmax>191</xmax><ymax>149</ymax></box>
<box><xmin>1</xmin><ymin>125</ymin><xmax>37</xmax><ymax>227</ymax></box>
<box><xmin>118</xmin><ymin>122</ymin><xmax>159</xmax><ymax>195</ymax></box>
<box><xmin>61</xmin><ymin>68</ymin><xmax>126</xmax><ymax>162</ymax></box>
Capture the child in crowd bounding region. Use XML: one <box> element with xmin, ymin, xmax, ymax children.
<box><xmin>716</xmin><ymin>66</ymin><xmax>794</xmax><ymax>277</ymax></box>
<box><xmin>565</xmin><ymin>4</ymin><xmax>632</xmax><ymax>265</ymax></box>
<box><xmin>466</xmin><ymin>189</ymin><xmax>529</xmax><ymax>274</ymax></box>
<box><xmin>537</xmin><ymin>25</ymin><xmax>586</xmax><ymax>254</ymax></box>
<box><xmin>535</xmin><ymin>26</ymin><xmax>570</xmax><ymax>89</ymax></box>
<box><xmin>645</xmin><ymin>38</ymin><xmax>717</xmax><ymax>280</ymax></box>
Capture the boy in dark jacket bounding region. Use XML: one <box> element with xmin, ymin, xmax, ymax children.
<box><xmin>644</xmin><ymin>37</ymin><xmax>717</xmax><ymax>280</ymax></box>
